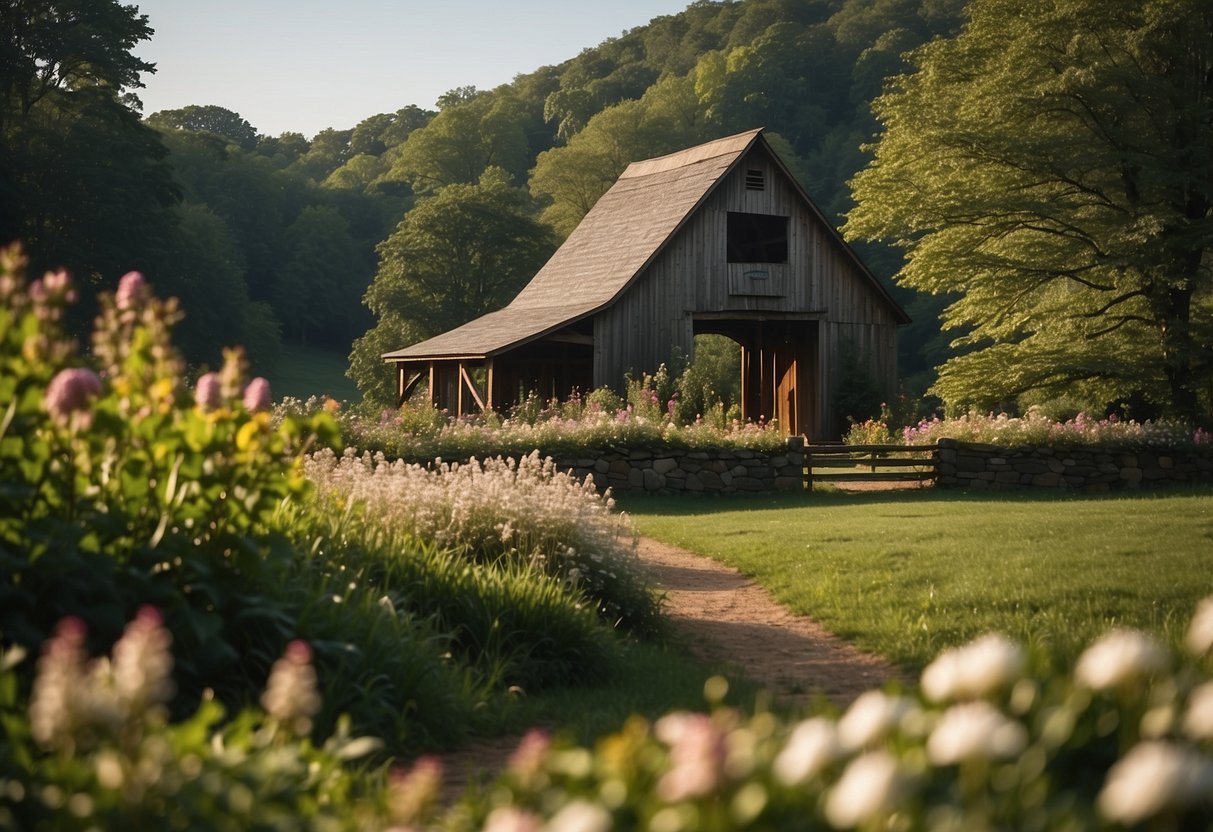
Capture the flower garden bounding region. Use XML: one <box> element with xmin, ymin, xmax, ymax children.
<box><xmin>4</xmin><ymin>245</ymin><xmax>1213</xmax><ymax>829</ymax></box>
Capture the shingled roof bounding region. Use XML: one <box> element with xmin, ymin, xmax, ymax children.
<box><xmin>383</xmin><ymin>128</ymin><xmax>902</xmax><ymax>362</ymax></box>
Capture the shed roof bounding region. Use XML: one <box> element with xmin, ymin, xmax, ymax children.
<box><xmin>384</xmin><ymin>128</ymin><xmax>905</xmax><ymax>362</ymax></box>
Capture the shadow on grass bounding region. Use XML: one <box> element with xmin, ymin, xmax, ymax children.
<box><xmin>617</xmin><ymin>483</ymin><xmax>1213</xmax><ymax>517</ymax></box>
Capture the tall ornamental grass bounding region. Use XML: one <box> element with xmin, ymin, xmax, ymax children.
<box><xmin>303</xmin><ymin>448</ymin><xmax>663</xmax><ymax>637</ymax></box>
<box><xmin>285</xmin><ymin>497</ymin><xmax>621</xmax><ymax>695</ymax></box>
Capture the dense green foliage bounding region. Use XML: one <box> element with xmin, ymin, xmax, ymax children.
<box><xmin>0</xmin><ymin>247</ymin><xmax>662</xmax><ymax>763</ymax></box>
<box><xmin>629</xmin><ymin>488</ymin><xmax>1213</xmax><ymax>667</ymax></box>
<box><xmin>847</xmin><ymin>0</ymin><xmax>1213</xmax><ymax>422</ymax></box>
<box><xmin>3</xmin><ymin>0</ymin><xmax>988</xmax><ymax>404</ymax></box>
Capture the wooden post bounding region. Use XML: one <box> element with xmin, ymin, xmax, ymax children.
<box><xmin>486</xmin><ymin>358</ymin><xmax>495</xmax><ymax>412</ymax></box>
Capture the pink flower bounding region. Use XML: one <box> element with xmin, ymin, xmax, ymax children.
<box><xmin>508</xmin><ymin>728</ymin><xmax>551</xmax><ymax>780</ymax></box>
<box><xmin>44</xmin><ymin>367</ymin><xmax>102</xmax><ymax>424</ymax></box>
<box><xmin>261</xmin><ymin>640</ymin><xmax>321</xmax><ymax>733</ymax></box>
<box><xmin>111</xmin><ymin>606</ymin><xmax>174</xmax><ymax>711</ymax></box>
<box><xmin>243</xmin><ymin>377</ymin><xmax>272</xmax><ymax>412</ymax></box>
<box><xmin>195</xmin><ymin>372</ymin><xmax>222</xmax><ymax>411</ymax></box>
<box><xmin>654</xmin><ymin>711</ymin><xmax>728</xmax><ymax>801</ymax></box>
<box><xmin>115</xmin><ymin>271</ymin><xmax>147</xmax><ymax>311</ymax></box>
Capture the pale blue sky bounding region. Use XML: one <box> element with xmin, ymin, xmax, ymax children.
<box><xmin>132</xmin><ymin>1</ymin><xmax>697</xmax><ymax>139</ymax></box>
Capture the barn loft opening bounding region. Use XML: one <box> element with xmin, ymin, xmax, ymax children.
<box><xmin>727</xmin><ymin>212</ymin><xmax>788</xmax><ymax>263</ymax></box>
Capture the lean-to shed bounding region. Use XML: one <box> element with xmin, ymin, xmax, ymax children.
<box><xmin>383</xmin><ymin>128</ymin><xmax>908</xmax><ymax>440</ymax></box>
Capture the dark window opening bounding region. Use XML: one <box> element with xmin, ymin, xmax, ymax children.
<box><xmin>745</xmin><ymin>169</ymin><xmax>764</xmax><ymax>190</ymax></box>
<box><xmin>727</xmin><ymin>212</ymin><xmax>788</xmax><ymax>263</ymax></box>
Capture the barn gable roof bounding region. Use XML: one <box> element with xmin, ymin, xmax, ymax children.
<box><xmin>383</xmin><ymin>128</ymin><xmax>906</xmax><ymax>362</ymax></box>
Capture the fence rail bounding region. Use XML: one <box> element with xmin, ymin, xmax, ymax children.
<box><xmin>805</xmin><ymin>443</ymin><xmax>939</xmax><ymax>489</ymax></box>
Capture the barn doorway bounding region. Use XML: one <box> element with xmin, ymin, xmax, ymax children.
<box><xmin>693</xmin><ymin>317</ymin><xmax>819</xmax><ymax>437</ymax></box>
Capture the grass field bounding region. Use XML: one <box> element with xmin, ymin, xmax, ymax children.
<box><xmin>623</xmin><ymin>486</ymin><xmax>1213</xmax><ymax>670</ymax></box>
<box><xmin>269</xmin><ymin>343</ymin><xmax>361</xmax><ymax>402</ymax></box>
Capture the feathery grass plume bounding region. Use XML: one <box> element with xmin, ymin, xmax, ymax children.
<box><xmin>303</xmin><ymin>448</ymin><xmax>661</xmax><ymax>636</ymax></box>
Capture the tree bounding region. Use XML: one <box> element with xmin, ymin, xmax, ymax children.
<box><xmin>350</xmin><ymin>168</ymin><xmax>557</xmax><ymax>403</ymax></box>
<box><xmin>386</xmin><ymin>90</ymin><xmax>531</xmax><ymax>194</ymax></box>
<box><xmin>1</xmin><ymin>0</ymin><xmax>179</xmax><ymax>288</ymax></box>
<box><xmin>531</xmin><ymin>74</ymin><xmax>710</xmax><ymax>236</ymax></box>
<box><xmin>272</xmin><ymin>205</ymin><xmax>364</xmax><ymax>346</ymax></box>
<box><xmin>146</xmin><ymin>104</ymin><xmax>258</xmax><ymax>149</ymax></box>
<box><xmin>845</xmin><ymin>0</ymin><xmax>1213</xmax><ymax>421</ymax></box>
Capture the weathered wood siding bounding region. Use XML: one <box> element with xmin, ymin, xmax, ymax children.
<box><xmin>593</xmin><ymin>143</ymin><xmax>900</xmax><ymax>439</ymax></box>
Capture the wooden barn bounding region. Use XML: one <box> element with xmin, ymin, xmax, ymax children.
<box><xmin>383</xmin><ymin>128</ymin><xmax>908</xmax><ymax>440</ymax></box>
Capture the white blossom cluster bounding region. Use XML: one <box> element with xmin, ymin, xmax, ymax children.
<box><xmin>471</xmin><ymin>599</ymin><xmax>1213</xmax><ymax>830</ymax></box>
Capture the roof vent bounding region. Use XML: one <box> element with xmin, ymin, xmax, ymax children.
<box><xmin>745</xmin><ymin>168</ymin><xmax>765</xmax><ymax>190</ymax></box>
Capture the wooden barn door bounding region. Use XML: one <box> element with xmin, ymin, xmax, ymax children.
<box><xmin>738</xmin><ymin>321</ymin><xmax>817</xmax><ymax>437</ymax></box>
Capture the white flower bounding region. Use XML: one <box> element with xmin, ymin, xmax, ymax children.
<box><xmin>1182</xmin><ymin>682</ymin><xmax>1213</xmax><ymax>742</ymax></box>
<box><xmin>485</xmin><ymin>807</ymin><xmax>542</xmax><ymax>832</ymax></box>
<box><xmin>926</xmin><ymin>702</ymin><xmax>1028</xmax><ymax>765</ymax></box>
<box><xmin>837</xmin><ymin>691</ymin><xmax>914</xmax><ymax>750</ymax></box>
<box><xmin>1097</xmin><ymin>741</ymin><xmax>1213</xmax><ymax>825</ymax></box>
<box><xmin>1074</xmin><ymin>629</ymin><xmax>1168</xmax><ymax>691</ymax></box>
<box><xmin>921</xmin><ymin>633</ymin><xmax>1025</xmax><ymax>701</ymax></box>
<box><xmin>1186</xmin><ymin>597</ymin><xmax>1213</xmax><ymax>656</ymax></box>
<box><xmin>773</xmin><ymin>718</ymin><xmax>840</xmax><ymax>785</ymax></box>
<box><xmin>824</xmin><ymin>751</ymin><xmax>906</xmax><ymax>828</ymax></box>
<box><xmin>543</xmin><ymin>800</ymin><xmax>611</xmax><ymax>832</ymax></box>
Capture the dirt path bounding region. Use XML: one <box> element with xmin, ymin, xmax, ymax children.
<box><xmin>433</xmin><ymin>536</ymin><xmax>899</xmax><ymax>798</ymax></box>
<box><xmin>635</xmin><ymin>536</ymin><xmax>900</xmax><ymax>709</ymax></box>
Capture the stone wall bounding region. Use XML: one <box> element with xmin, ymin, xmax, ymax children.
<box><xmin>936</xmin><ymin>438</ymin><xmax>1213</xmax><ymax>492</ymax></box>
<box><xmin>553</xmin><ymin>438</ymin><xmax>806</xmax><ymax>495</ymax></box>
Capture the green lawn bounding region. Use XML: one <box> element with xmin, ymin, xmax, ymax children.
<box><xmin>268</xmin><ymin>343</ymin><xmax>361</xmax><ymax>402</ymax></box>
<box><xmin>623</xmin><ymin>487</ymin><xmax>1213</xmax><ymax>670</ymax></box>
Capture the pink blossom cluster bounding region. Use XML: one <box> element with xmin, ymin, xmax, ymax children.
<box><xmin>902</xmin><ymin>410</ymin><xmax>1212</xmax><ymax>448</ymax></box>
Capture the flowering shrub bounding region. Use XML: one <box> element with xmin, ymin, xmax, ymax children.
<box><xmin>0</xmin><ymin>245</ymin><xmax>343</xmax><ymax>709</ymax></box>
<box><xmin>901</xmin><ymin>409</ymin><xmax>1212</xmax><ymax>448</ymax></box>
<box><xmin>280</xmin><ymin>366</ymin><xmax>784</xmax><ymax>463</ymax></box>
<box><xmin>432</xmin><ymin>600</ymin><xmax>1213</xmax><ymax>831</ymax></box>
<box><xmin>303</xmin><ymin>448</ymin><xmax>662</xmax><ymax>637</ymax></box>
<box><xmin>0</xmin><ymin>612</ymin><xmax>404</xmax><ymax>830</ymax></box>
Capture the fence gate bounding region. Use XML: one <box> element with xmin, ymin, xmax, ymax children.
<box><xmin>804</xmin><ymin>444</ymin><xmax>939</xmax><ymax>490</ymax></box>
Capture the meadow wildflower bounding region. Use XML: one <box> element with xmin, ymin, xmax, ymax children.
<box><xmin>824</xmin><ymin>751</ymin><xmax>906</xmax><ymax>828</ymax></box>
<box><xmin>261</xmin><ymin>640</ymin><xmax>321</xmax><ymax>735</ymax></box>
<box><xmin>44</xmin><ymin>367</ymin><xmax>102</xmax><ymax>425</ymax></box>
<box><xmin>926</xmin><ymin>701</ymin><xmax>1028</xmax><ymax>764</ymax></box>
<box><xmin>1183</xmin><ymin>682</ymin><xmax>1213</xmax><ymax>742</ymax></box>
<box><xmin>1186</xmin><ymin>597</ymin><xmax>1213</xmax><ymax>656</ymax></box>
<box><xmin>1074</xmin><ymin>629</ymin><xmax>1169</xmax><ymax>691</ymax></box>
<box><xmin>921</xmin><ymin>633</ymin><xmax>1025</xmax><ymax>701</ymax></box>
<box><xmin>837</xmin><ymin>690</ymin><xmax>915</xmax><ymax>750</ymax></box>
<box><xmin>1097</xmin><ymin>741</ymin><xmax>1213</xmax><ymax>825</ymax></box>
<box><xmin>110</xmin><ymin>606</ymin><xmax>174</xmax><ymax>714</ymax></box>
<box><xmin>195</xmin><ymin>372</ymin><xmax>222</xmax><ymax>411</ymax></box>
<box><xmin>545</xmin><ymin>800</ymin><xmax>612</xmax><ymax>832</ymax></box>
<box><xmin>772</xmin><ymin>717</ymin><xmax>840</xmax><ymax>785</ymax></box>
<box><xmin>243</xmin><ymin>376</ymin><xmax>272</xmax><ymax>412</ymax></box>
<box><xmin>483</xmin><ymin>807</ymin><xmax>542</xmax><ymax>832</ymax></box>
<box><xmin>654</xmin><ymin>711</ymin><xmax>728</xmax><ymax>801</ymax></box>
<box><xmin>114</xmin><ymin>271</ymin><xmax>147</xmax><ymax>311</ymax></box>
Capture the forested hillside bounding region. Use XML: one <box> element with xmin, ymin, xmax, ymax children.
<box><xmin>2</xmin><ymin>0</ymin><xmax>965</xmax><ymax>394</ymax></box>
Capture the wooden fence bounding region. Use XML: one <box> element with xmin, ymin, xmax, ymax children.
<box><xmin>804</xmin><ymin>443</ymin><xmax>939</xmax><ymax>490</ymax></box>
